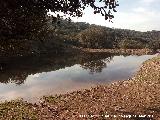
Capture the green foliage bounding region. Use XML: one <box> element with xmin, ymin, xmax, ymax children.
<box><xmin>0</xmin><ymin>0</ymin><xmax>47</xmax><ymax>40</ymax></box>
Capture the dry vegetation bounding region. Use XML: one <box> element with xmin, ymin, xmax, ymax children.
<box><xmin>0</xmin><ymin>56</ymin><xmax>159</xmax><ymax>120</ymax></box>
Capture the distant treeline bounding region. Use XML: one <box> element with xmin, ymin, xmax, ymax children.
<box><xmin>49</xmin><ymin>18</ymin><xmax>160</xmax><ymax>50</ymax></box>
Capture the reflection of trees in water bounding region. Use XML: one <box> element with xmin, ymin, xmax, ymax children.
<box><xmin>0</xmin><ymin>54</ymin><xmax>76</xmax><ymax>85</ymax></box>
<box><xmin>0</xmin><ymin>72</ymin><xmax>28</xmax><ymax>85</ymax></box>
<box><xmin>0</xmin><ymin>63</ymin><xmax>29</xmax><ymax>84</ymax></box>
<box><xmin>0</xmin><ymin>53</ymin><xmax>114</xmax><ymax>84</ymax></box>
<box><xmin>10</xmin><ymin>73</ymin><xmax>28</xmax><ymax>85</ymax></box>
<box><xmin>80</xmin><ymin>53</ymin><xmax>113</xmax><ymax>74</ymax></box>
<box><xmin>81</xmin><ymin>60</ymin><xmax>106</xmax><ymax>74</ymax></box>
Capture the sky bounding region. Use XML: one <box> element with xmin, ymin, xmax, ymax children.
<box><xmin>48</xmin><ymin>0</ymin><xmax>160</xmax><ymax>32</ymax></box>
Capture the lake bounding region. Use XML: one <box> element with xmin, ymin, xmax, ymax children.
<box><xmin>0</xmin><ymin>53</ymin><xmax>156</xmax><ymax>103</ymax></box>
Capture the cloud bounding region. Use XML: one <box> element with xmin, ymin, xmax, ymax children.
<box><xmin>141</xmin><ymin>0</ymin><xmax>158</xmax><ymax>4</ymax></box>
<box><xmin>112</xmin><ymin>7</ymin><xmax>160</xmax><ymax>31</ymax></box>
<box><xmin>133</xmin><ymin>7</ymin><xmax>147</xmax><ymax>13</ymax></box>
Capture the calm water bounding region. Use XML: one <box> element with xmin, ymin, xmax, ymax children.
<box><xmin>0</xmin><ymin>53</ymin><xmax>156</xmax><ymax>102</ymax></box>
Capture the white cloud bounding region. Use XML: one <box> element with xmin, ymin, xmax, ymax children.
<box><xmin>112</xmin><ymin>6</ymin><xmax>160</xmax><ymax>31</ymax></box>
<box><xmin>141</xmin><ymin>0</ymin><xmax>157</xmax><ymax>4</ymax></box>
<box><xmin>133</xmin><ymin>7</ymin><xmax>147</xmax><ymax>13</ymax></box>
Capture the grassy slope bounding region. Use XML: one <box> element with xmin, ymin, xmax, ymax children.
<box><xmin>0</xmin><ymin>56</ymin><xmax>159</xmax><ymax>120</ymax></box>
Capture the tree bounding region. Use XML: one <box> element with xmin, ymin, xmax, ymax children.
<box><xmin>0</xmin><ymin>0</ymin><xmax>119</xmax><ymax>40</ymax></box>
<box><xmin>77</xmin><ymin>26</ymin><xmax>114</xmax><ymax>48</ymax></box>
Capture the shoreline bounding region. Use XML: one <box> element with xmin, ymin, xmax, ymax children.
<box><xmin>0</xmin><ymin>55</ymin><xmax>159</xmax><ymax>119</ymax></box>
<box><xmin>0</xmin><ymin>48</ymin><xmax>156</xmax><ymax>58</ymax></box>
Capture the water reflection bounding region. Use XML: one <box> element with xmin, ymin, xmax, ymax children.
<box><xmin>81</xmin><ymin>60</ymin><xmax>107</xmax><ymax>74</ymax></box>
<box><xmin>80</xmin><ymin>53</ymin><xmax>113</xmax><ymax>74</ymax></box>
<box><xmin>0</xmin><ymin>53</ymin><xmax>113</xmax><ymax>84</ymax></box>
<box><xmin>0</xmin><ymin>53</ymin><xmax>156</xmax><ymax>102</ymax></box>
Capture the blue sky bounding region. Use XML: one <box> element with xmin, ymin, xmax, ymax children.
<box><xmin>48</xmin><ymin>0</ymin><xmax>160</xmax><ymax>31</ymax></box>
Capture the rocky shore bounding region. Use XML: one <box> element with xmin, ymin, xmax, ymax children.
<box><xmin>0</xmin><ymin>56</ymin><xmax>159</xmax><ymax>120</ymax></box>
